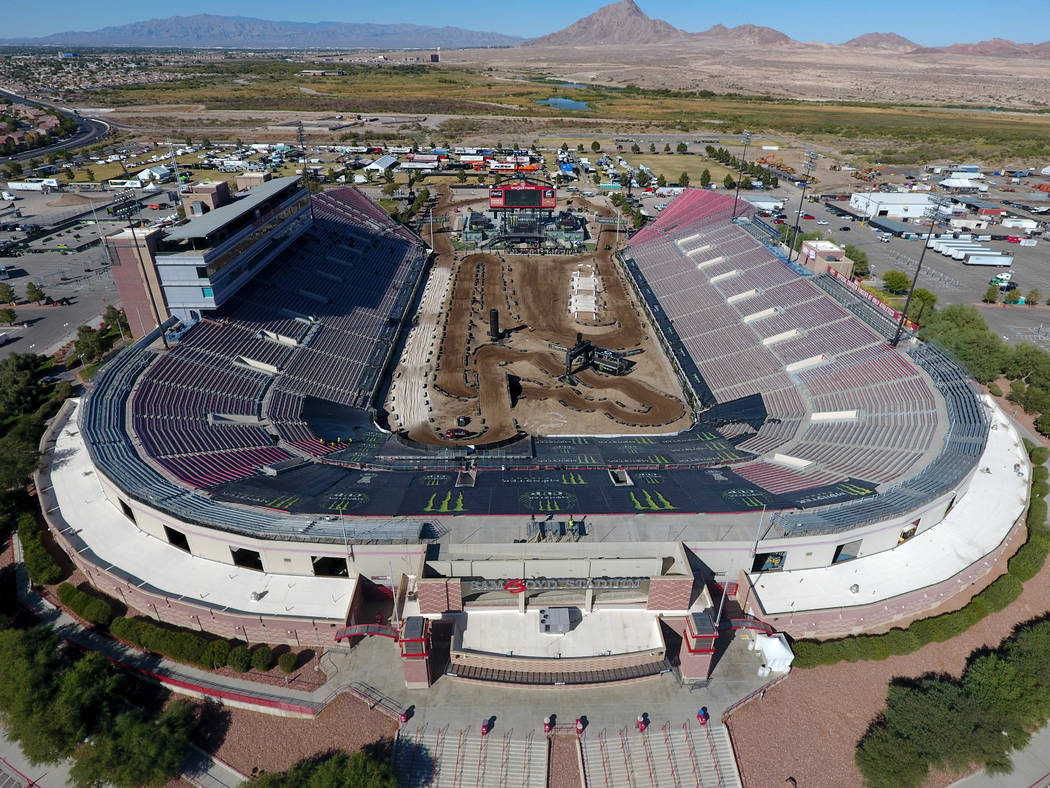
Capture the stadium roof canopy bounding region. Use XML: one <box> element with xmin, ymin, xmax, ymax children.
<box><xmin>165</xmin><ymin>176</ymin><xmax>300</xmax><ymax>242</ymax></box>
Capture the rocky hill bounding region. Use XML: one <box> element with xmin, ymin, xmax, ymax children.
<box><xmin>843</xmin><ymin>32</ymin><xmax>918</xmax><ymax>50</ymax></box>
<box><xmin>525</xmin><ymin>0</ymin><xmax>687</xmax><ymax>47</ymax></box>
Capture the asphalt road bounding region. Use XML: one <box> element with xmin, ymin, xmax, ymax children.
<box><xmin>0</xmin><ymin>87</ymin><xmax>111</xmax><ymax>164</ymax></box>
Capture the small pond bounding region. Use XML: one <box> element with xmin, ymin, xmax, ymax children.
<box><xmin>535</xmin><ymin>97</ymin><xmax>592</xmax><ymax>110</ymax></box>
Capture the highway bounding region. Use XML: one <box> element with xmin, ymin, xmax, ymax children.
<box><xmin>1</xmin><ymin>87</ymin><xmax>110</xmax><ymax>163</ymax></box>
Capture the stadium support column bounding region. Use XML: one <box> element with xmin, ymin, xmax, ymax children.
<box><xmin>679</xmin><ymin>611</ymin><xmax>718</xmax><ymax>683</ymax></box>
<box><xmin>731</xmin><ymin>130</ymin><xmax>751</xmax><ymax>221</ymax></box>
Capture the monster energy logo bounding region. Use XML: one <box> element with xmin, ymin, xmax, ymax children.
<box><xmin>575</xmin><ymin>454</ymin><xmax>599</xmax><ymax>464</ymax></box>
<box><xmin>328</xmin><ymin>491</ymin><xmax>370</xmax><ymax>512</ymax></box>
<box><xmin>629</xmin><ymin>488</ymin><xmax>677</xmax><ymax>511</ymax></box>
<box><xmin>635</xmin><ymin>473</ymin><xmax>665</xmax><ymax>484</ymax></box>
<box><xmin>720</xmin><ymin>488</ymin><xmax>772</xmax><ymax>509</ymax></box>
<box><xmin>267</xmin><ymin>495</ymin><xmax>300</xmax><ymax>509</ymax></box>
<box><xmin>633</xmin><ymin>436</ymin><xmax>656</xmax><ymax>445</ymax></box>
<box><xmin>520</xmin><ymin>490</ymin><xmax>579</xmax><ymax>512</ymax></box>
<box><xmin>643</xmin><ymin>454</ymin><xmax>671</xmax><ymax>464</ymax></box>
<box><xmin>561</xmin><ymin>472</ymin><xmax>587</xmax><ymax>486</ymax></box>
<box><xmin>420</xmin><ymin>474</ymin><xmax>452</xmax><ymax>487</ymax></box>
<box><xmin>424</xmin><ymin>490</ymin><xmax>466</xmax><ymax>513</ymax></box>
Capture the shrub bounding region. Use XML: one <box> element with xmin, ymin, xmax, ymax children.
<box><xmin>982</xmin><ymin>574</ymin><xmax>1023</xmax><ymax>611</ymax></box>
<box><xmin>1033</xmin><ymin>481</ymin><xmax>1050</xmax><ymax>501</ymax></box>
<box><xmin>56</xmin><ymin>582</ymin><xmax>115</xmax><ymax>627</ymax></box>
<box><xmin>228</xmin><ymin>644</ymin><xmax>251</xmax><ymax>672</ymax></box>
<box><xmin>17</xmin><ymin>512</ymin><xmax>63</xmax><ymax>585</ymax></box>
<box><xmin>251</xmin><ymin>645</ymin><xmax>274</xmax><ymax>672</ymax></box>
<box><xmin>108</xmin><ymin>617</ymin><xmax>207</xmax><ymax>665</ymax></box>
<box><xmin>1034</xmin><ymin>465</ymin><xmax>1049</xmax><ymax>484</ymax></box>
<box><xmin>882</xmin><ymin>627</ymin><xmax>920</xmax><ymax>656</ymax></box>
<box><xmin>1030</xmin><ymin>446</ymin><xmax>1049</xmax><ymax>466</ymax></box>
<box><xmin>1027</xmin><ymin>498</ymin><xmax>1048</xmax><ymax>529</ymax></box>
<box><xmin>1023</xmin><ymin>437</ymin><xmax>1037</xmax><ymax>455</ymax></box>
<box><xmin>278</xmin><ymin>651</ymin><xmax>298</xmax><ymax>674</ymax></box>
<box><xmin>987</xmin><ymin>382</ymin><xmax>1003</xmax><ymax>397</ymax></box>
<box><xmin>1008</xmin><ymin>541</ymin><xmax>1049</xmax><ymax>582</ymax></box>
<box><xmin>201</xmin><ymin>639</ymin><xmax>231</xmax><ymax>669</ymax></box>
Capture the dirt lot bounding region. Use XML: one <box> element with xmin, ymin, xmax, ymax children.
<box><xmin>386</xmin><ymin>187</ymin><xmax>690</xmax><ymax>446</ymax></box>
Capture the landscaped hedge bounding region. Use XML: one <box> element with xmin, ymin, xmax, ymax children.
<box><xmin>57</xmin><ymin>582</ymin><xmax>114</xmax><ymax>627</ymax></box>
<box><xmin>227</xmin><ymin>644</ymin><xmax>251</xmax><ymax>673</ymax></box>
<box><xmin>110</xmin><ymin>617</ymin><xmax>209</xmax><ymax>666</ymax></box>
<box><xmin>251</xmin><ymin>645</ymin><xmax>274</xmax><ymax>672</ymax></box>
<box><xmin>792</xmin><ymin>441</ymin><xmax>1050</xmax><ymax>670</ymax></box>
<box><xmin>17</xmin><ymin>512</ymin><xmax>63</xmax><ymax>585</ymax></box>
<box><xmin>278</xmin><ymin>651</ymin><xmax>298</xmax><ymax>673</ymax></box>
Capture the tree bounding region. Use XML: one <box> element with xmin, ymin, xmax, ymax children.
<box><xmin>649</xmin><ymin>143</ymin><xmax>656</xmax><ymax>153</ymax></box>
<box><xmin>591</xmin><ymin>172</ymin><xmax>600</xmax><ymax>185</ymax></box>
<box><xmin>560</xmin><ymin>142</ymin><xmax>568</xmax><ymax>152</ymax></box>
<box><xmin>70</xmin><ymin>701</ymin><xmax>194</xmax><ymax>788</ymax></box>
<box><xmin>591</xmin><ymin>140</ymin><xmax>601</xmax><ymax>153</ymax></box>
<box><xmin>740</xmin><ymin>175</ymin><xmax>753</xmax><ymax>190</ymax></box>
<box><xmin>656</xmin><ymin>173</ymin><xmax>666</xmax><ymax>188</ymax></box>
<box><xmin>676</xmin><ymin>142</ymin><xmax>688</xmax><ymax>154</ymax></box>
<box><xmin>102</xmin><ymin>305</ymin><xmax>128</xmax><ymax>337</ymax></box>
<box><xmin>85</xmin><ymin>168</ymin><xmax>95</xmax><ymax>182</ymax></box>
<box><xmin>577</xmin><ymin>143</ymin><xmax>584</xmax><ymax>152</ymax></box>
<box><xmin>636</xmin><ymin>170</ymin><xmax>651</xmax><ymax>188</ymax></box>
<box><xmin>74</xmin><ymin>325</ymin><xmax>107</xmax><ymax>363</ymax></box>
<box><xmin>983</xmin><ymin>284</ymin><xmax>1001</xmax><ymax>303</ymax></box>
<box><xmin>909</xmin><ymin>289</ymin><xmax>938</xmax><ymax>324</ymax></box>
<box><xmin>456</xmin><ymin>169</ymin><xmax>467</xmax><ymax>183</ymax></box>
<box><xmin>381</xmin><ymin>179</ymin><xmax>397</xmax><ymax>197</ymax></box>
<box><xmin>251</xmin><ymin>645</ymin><xmax>274</xmax><ymax>672</ymax></box>
<box><xmin>722</xmin><ymin>174</ymin><xmax>735</xmax><ymax>189</ymax></box>
<box><xmin>631</xmin><ymin>143</ymin><xmax>640</xmax><ymax>153</ymax></box>
<box><xmin>249</xmin><ymin>750</ymin><xmax>397</xmax><ymax>788</ymax></box>
<box><xmin>1005</xmin><ymin>289</ymin><xmax>1022</xmax><ymax>305</ymax></box>
<box><xmin>24</xmin><ymin>282</ymin><xmax>45</xmax><ymax>304</ymax></box>
<box><xmin>700</xmin><ymin>169</ymin><xmax>711</xmax><ymax>188</ymax></box>
<box><xmin>882</xmin><ymin>270</ymin><xmax>911</xmax><ymax>294</ymax></box>
<box><xmin>919</xmin><ymin>305</ymin><xmax>1008</xmax><ymax>384</ymax></box>
<box><xmin>844</xmin><ymin>244</ymin><xmax>870</xmax><ymax>279</ymax></box>
<box><xmin>679</xmin><ymin>172</ymin><xmax>690</xmax><ymax>187</ymax></box>
<box><xmin>1027</xmin><ymin>289</ymin><xmax>1042</xmax><ymax>306</ymax></box>
<box><xmin>0</xmin><ymin>307</ymin><xmax>14</xmax><ymax>326</ymax></box>
<box><xmin>663</xmin><ymin>143</ymin><xmax>671</xmax><ymax>152</ymax></box>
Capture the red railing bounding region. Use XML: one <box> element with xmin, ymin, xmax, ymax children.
<box><xmin>0</xmin><ymin>757</ymin><xmax>34</xmax><ymax>786</ymax></box>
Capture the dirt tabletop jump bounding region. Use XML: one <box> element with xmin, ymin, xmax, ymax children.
<box><xmin>384</xmin><ymin>186</ymin><xmax>691</xmax><ymax>447</ymax></box>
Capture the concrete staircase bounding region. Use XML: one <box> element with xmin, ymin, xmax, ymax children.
<box><xmin>394</xmin><ymin>726</ymin><xmax>547</xmax><ymax>788</ymax></box>
<box><xmin>581</xmin><ymin>722</ymin><xmax>741</xmax><ymax>788</ymax></box>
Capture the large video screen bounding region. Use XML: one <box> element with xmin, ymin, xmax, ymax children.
<box><xmin>490</xmin><ymin>186</ymin><xmax>556</xmax><ymax>209</ymax></box>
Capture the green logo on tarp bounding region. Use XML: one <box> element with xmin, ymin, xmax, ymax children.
<box><xmin>520</xmin><ymin>490</ymin><xmax>578</xmax><ymax>512</ymax></box>
<box><xmin>629</xmin><ymin>489</ymin><xmax>677</xmax><ymax>511</ymax></box>
<box><xmin>267</xmin><ymin>495</ymin><xmax>300</xmax><ymax>509</ymax></box>
<box><xmin>838</xmin><ymin>482</ymin><xmax>874</xmax><ymax>496</ymax></box>
<box><xmin>720</xmin><ymin>488</ymin><xmax>771</xmax><ymax>509</ymax></box>
<box><xmin>420</xmin><ymin>474</ymin><xmax>452</xmax><ymax>487</ymax></box>
<box><xmin>424</xmin><ymin>490</ymin><xmax>466</xmax><ymax>513</ymax></box>
<box><xmin>328</xmin><ymin>492</ymin><xmax>370</xmax><ymax>512</ymax></box>
<box><xmin>561</xmin><ymin>472</ymin><xmax>587</xmax><ymax>486</ymax></box>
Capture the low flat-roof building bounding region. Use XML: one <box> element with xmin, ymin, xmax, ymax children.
<box><xmin>849</xmin><ymin>192</ymin><xmax>931</xmax><ymax>219</ymax></box>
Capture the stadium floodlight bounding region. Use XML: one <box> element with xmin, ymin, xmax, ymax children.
<box><xmin>891</xmin><ymin>195</ymin><xmax>950</xmax><ymax>347</ymax></box>
<box><xmin>788</xmin><ymin>151</ymin><xmax>818</xmax><ymax>263</ymax></box>
<box><xmin>730</xmin><ymin>130</ymin><xmax>752</xmax><ymax>221</ymax></box>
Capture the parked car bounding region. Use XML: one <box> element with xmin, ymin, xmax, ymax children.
<box><xmin>839</xmin><ymin>226</ymin><xmax>852</xmax><ymax>231</ymax></box>
<box><xmin>802</xmin><ymin>214</ymin><xmax>815</xmax><ymax>220</ymax></box>
<box><xmin>816</xmin><ymin>219</ymin><xmax>828</xmax><ymax>225</ymax></box>
<box><xmin>444</xmin><ymin>428</ymin><xmax>470</xmax><ymax>440</ymax></box>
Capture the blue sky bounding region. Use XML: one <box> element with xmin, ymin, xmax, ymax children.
<box><xmin>7</xmin><ymin>0</ymin><xmax>1050</xmax><ymax>45</ymax></box>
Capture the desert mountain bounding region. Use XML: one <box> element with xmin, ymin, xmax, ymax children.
<box><xmin>938</xmin><ymin>37</ymin><xmax>1038</xmax><ymax>56</ymax></box>
<box><xmin>843</xmin><ymin>32</ymin><xmax>918</xmax><ymax>50</ymax></box>
<box><xmin>525</xmin><ymin>0</ymin><xmax>687</xmax><ymax>47</ymax></box>
<box><xmin>1</xmin><ymin>14</ymin><xmax>524</xmax><ymax>49</ymax></box>
<box><xmin>691</xmin><ymin>23</ymin><xmax>797</xmax><ymax>46</ymax></box>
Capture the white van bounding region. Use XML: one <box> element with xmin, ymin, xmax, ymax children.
<box><xmin>1</xmin><ymin>191</ymin><xmax>15</xmax><ymax>201</ymax></box>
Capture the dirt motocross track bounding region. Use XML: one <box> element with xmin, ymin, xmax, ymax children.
<box><xmin>387</xmin><ymin>186</ymin><xmax>691</xmax><ymax>446</ymax></box>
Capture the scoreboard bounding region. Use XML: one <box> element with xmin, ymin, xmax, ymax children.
<box><xmin>489</xmin><ymin>184</ymin><xmax>557</xmax><ymax>209</ymax></box>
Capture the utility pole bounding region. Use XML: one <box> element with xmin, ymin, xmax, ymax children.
<box><xmin>788</xmin><ymin>151</ymin><xmax>818</xmax><ymax>263</ymax></box>
<box><xmin>892</xmin><ymin>195</ymin><xmax>949</xmax><ymax>347</ymax></box>
<box><xmin>731</xmin><ymin>130</ymin><xmax>751</xmax><ymax>220</ymax></box>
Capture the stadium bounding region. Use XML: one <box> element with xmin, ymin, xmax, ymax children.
<box><xmin>38</xmin><ymin>175</ymin><xmax>1027</xmax><ymax>689</ymax></box>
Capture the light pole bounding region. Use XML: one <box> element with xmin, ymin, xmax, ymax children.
<box><xmin>788</xmin><ymin>151</ymin><xmax>818</xmax><ymax>262</ymax></box>
<box><xmin>891</xmin><ymin>196</ymin><xmax>948</xmax><ymax>347</ymax></box>
<box><xmin>113</xmin><ymin>189</ymin><xmax>167</xmax><ymax>347</ymax></box>
<box><xmin>731</xmin><ymin>130</ymin><xmax>751</xmax><ymax>220</ymax></box>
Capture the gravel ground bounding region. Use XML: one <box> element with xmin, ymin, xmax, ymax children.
<box><xmin>549</xmin><ymin>735</ymin><xmax>582</xmax><ymax>788</ymax></box>
<box><xmin>199</xmin><ymin>692</ymin><xmax>398</xmax><ymax>778</ymax></box>
<box><xmin>728</xmin><ymin>526</ymin><xmax>1050</xmax><ymax>788</ymax></box>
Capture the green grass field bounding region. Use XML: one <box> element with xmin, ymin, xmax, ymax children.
<box><xmin>66</xmin><ymin>60</ymin><xmax>1050</xmax><ymax>163</ymax></box>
